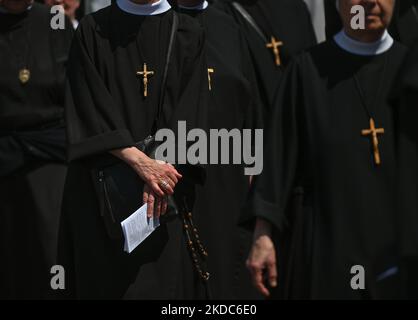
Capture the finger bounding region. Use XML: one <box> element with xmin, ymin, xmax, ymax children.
<box><xmin>151</xmin><ymin>182</ymin><xmax>165</xmax><ymax>197</ymax></box>
<box><xmin>247</xmin><ymin>260</ymin><xmax>269</xmax><ymax>297</ymax></box>
<box><xmin>156</xmin><ymin>160</ymin><xmax>180</xmax><ymax>180</ymax></box>
<box><xmin>253</xmin><ymin>269</ymin><xmax>270</xmax><ymax>297</ymax></box>
<box><xmin>169</xmin><ymin>167</ymin><xmax>182</xmax><ymax>179</ymax></box>
<box><xmin>166</xmin><ymin>162</ymin><xmax>175</xmax><ymax>168</ymax></box>
<box><xmin>154</xmin><ymin>196</ymin><xmax>161</xmax><ymax>219</ymax></box>
<box><xmin>163</xmin><ymin>175</ymin><xmax>176</xmax><ymax>188</ymax></box>
<box><xmin>159</xmin><ymin>180</ymin><xmax>174</xmax><ymax>195</ymax></box>
<box><xmin>166</xmin><ymin>172</ymin><xmax>178</xmax><ymax>185</ymax></box>
<box><xmin>267</xmin><ymin>260</ymin><xmax>278</xmax><ymax>288</ymax></box>
<box><xmin>246</xmin><ymin>258</ymin><xmax>252</xmax><ymax>271</ymax></box>
<box><xmin>147</xmin><ymin>192</ymin><xmax>155</xmax><ymax>218</ymax></box>
<box><xmin>157</xmin><ymin>195</ymin><xmax>164</xmax><ymax>219</ymax></box>
<box><xmin>161</xmin><ymin>196</ymin><xmax>168</xmax><ymax>215</ymax></box>
<box><xmin>143</xmin><ymin>189</ymin><xmax>149</xmax><ymax>205</ymax></box>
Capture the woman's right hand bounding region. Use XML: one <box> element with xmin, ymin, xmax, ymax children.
<box><xmin>110</xmin><ymin>147</ymin><xmax>182</xmax><ymax>218</ymax></box>
<box><xmin>247</xmin><ymin>218</ymin><xmax>277</xmax><ymax>297</ymax></box>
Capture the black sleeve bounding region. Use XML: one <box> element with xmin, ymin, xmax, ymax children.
<box><xmin>65</xmin><ymin>17</ymin><xmax>135</xmax><ymax>161</ymax></box>
<box><xmin>299</xmin><ymin>0</ymin><xmax>318</xmax><ymax>47</ymax></box>
<box><xmin>324</xmin><ymin>0</ymin><xmax>342</xmax><ymax>39</ymax></box>
<box><xmin>393</xmin><ymin>43</ymin><xmax>418</xmax><ymax>141</ymax></box>
<box><xmin>240</xmin><ymin>32</ymin><xmax>265</xmax><ymax>131</ymax></box>
<box><xmin>165</xmin><ymin>13</ymin><xmax>210</xmax><ymax>135</ymax></box>
<box><xmin>240</xmin><ymin>58</ymin><xmax>303</xmax><ymax>233</ymax></box>
<box><xmin>395</xmin><ymin>43</ymin><xmax>418</xmax><ymax>256</ymax></box>
<box><xmin>0</xmin><ymin>136</ymin><xmax>25</xmax><ymax>177</ymax></box>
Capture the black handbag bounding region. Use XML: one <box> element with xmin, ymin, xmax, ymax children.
<box><xmin>90</xmin><ymin>12</ymin><xmax>205</xmax><ymax>240</ymax></box>
<box><xmin>91</xmin><ymin>134</ymin><xmax>206</xmax><ymax>240</ymax></box>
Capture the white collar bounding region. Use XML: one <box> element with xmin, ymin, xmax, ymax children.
<box><xmin>178</xmin><ymin>1</ymin><xmax>209</xmax><ymax>11</ymax></box>
<box><xmin>72</xmin><ymin>19</ymin><xmax>79</xmax><ymax>30</ymax></box>
<box><xmin>334</xmin><ymin>29</ymin><xmax>394</xmax><ymax>56</ymax></box>
<box><xmin>116</xmin><ymin>0</ymin><xmax>171</xmax><ymax>16</ymax></box>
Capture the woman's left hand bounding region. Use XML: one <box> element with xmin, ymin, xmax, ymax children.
<box><xmin>142</xmin><ymin>183</ymin><xmax>168</xmax><ymax>219</ymax></box>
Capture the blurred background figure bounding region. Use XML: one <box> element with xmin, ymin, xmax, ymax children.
<box><xmin>393</xmin><ymin>40</ymin><xmax>418</xmax><ymax>299</ymax></box>
<box><xmin>244</xmin><ymin>0</ymin><xmax>412</xmax><ymax>300</ymax></box>
<box><xmin>303</xmin><ymin>0</ymin><xmax>326</xmax><ymax>42</ymax></box>
<box><xmin>42</xmin><ymin>0</ymin><xmax>81</xmax><ymax>29</ymax></box>
<box><xmin>390</xmin><ymin>0</ymin><xmax>418</xmax><ymax>47</ymax></box>
<box><xmin>213</xmin><ymin>0</ymin><xmax>317</xmax><ymax>121</ymax></box>
<box><xmin>321</xmin><ymin>0</ymin><xmax>418</xmax><ymax>46</ymax></box>
<box><xmin>84</xmin><ymin>0</ymin><xmax>111</xmax><ymax>14</ymax></box>
<box><xmin>0</xmin><ymin>0</ymin><xmax>73</xmax><ymax>299</ymax></box>
<box><xmin>174</xmin><ymin>0</ymin><xmax>264</xmax><ymax>300</ymax></box>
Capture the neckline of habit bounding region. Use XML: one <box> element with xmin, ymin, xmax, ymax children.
<box><xmin>178</xmin><ymin>1</ymin><xmax>209</xmax><ymax>11</ymax></box>
<box><xmin>0</xmin><ymin>5</ymin><xmax>33</xmax><ymax>15</ymax></box>
<box><xmin>116</xmin><ymin>0</ymin><xmax>171</xmax><ymax>16</ymax></box>
<box><xmin>334</xmin><ymin>29</ymin><xmax>394</xmax><ymax>56</ymax></box>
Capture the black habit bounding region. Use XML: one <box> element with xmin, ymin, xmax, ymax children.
<box><xmin>391</xmin><ymin>0</ymin><xmax>418</xmax><ymax>47</ymax></box>
<box><xmin>243</xmin><ymin>38</ymin><xmax>410</xmax><ymax>299</ymax></box>
<box><xmin>213</xmin><ymin>0</ymin><xmax>317</xmax><ymax>117</ymax></box>
<box><xmin>59</xmin><ymin>3</ymin><xmax>209</xmax><ymax>299</ymax></box>
<box><xmin>0</xmin><ymin>3</ymin><xmax>73</xmax><ymax>299</ymax></box>
<box><xmin>177</xmin><ymin>3</ymin><xmax>264</xmax><ymax>299</ymax></box>
<box><xmin>393</xmin><ymin>41</ymin><xmax>418</xmax><ymax>299</ymax></box>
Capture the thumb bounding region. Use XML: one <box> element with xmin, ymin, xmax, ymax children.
<box><xmin>267</xmin><ymin>259</ymin><xmax>278</xmax><ymax>288</ymax></box>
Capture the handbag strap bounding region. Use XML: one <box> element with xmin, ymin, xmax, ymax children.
<box><xmin>151</xmin><ymin>11</ymin><xmax>179</xmax><ymax>135</ymax></box>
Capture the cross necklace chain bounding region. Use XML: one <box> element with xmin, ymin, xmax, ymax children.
<box><xmin>232</xmin><ymin>2</ymin><xmax>283</xmax><ymax>67</ymax></box>
<box><xmin>8</xmin><ymin>16</ymin><xmax>32</xmax><ymax>85</ymax></box>
<box><xmin>257</xmin><ymin>2</ymin><xmax>284</xmax><ymax>66</ymax></box>
<box><xmin>353</xmin><ymin>54</ymin><xmax>389</xmax><ymax>166</ymax></box>
<box><xmin>134</xmin><ymin>22</ymin><xmax>159</xmax><ymax>98</ymax></box>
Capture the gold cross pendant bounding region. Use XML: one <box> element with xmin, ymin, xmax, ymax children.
<box><xmin>266</xmin><ymin>36</ymin><xmax>283</xmax><ymax>67</ymax></box>
<box><xmin>207</xmin><ymin>68</ymin><xmax>214</xmax><ymax>91</ymax></box>
<box><xmin>19</xmin><ymin>68</ymin><xmax>31</xmax><ymax>85</ymax></box>
<box><xmin>361</xmin><ymin>118</ymin><xmax>385</xmax><ymax>165</ymax></box>
<box><xmin>136</xmin><ymin>63</ymin><xmax>154</xmax><ymax>97</ymax></box>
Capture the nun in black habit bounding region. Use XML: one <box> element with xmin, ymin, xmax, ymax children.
<box><xmin>59</xmin><ymin>0</ymin><xmax>210</xmax><ymax>299</ymax></box>
<box><xmin>392</xmin><ymin>41</ymin><xmax>418</xmax><ymax>299</ymax></box>
<box><xmin>173</xmin><ymin>0</ymin><xmax>264</xmax><ymax>299</ymax></box>
<box><xmin>0</xmin><ymin>0</ymin><xmax>73</xmax><ymax>299</ymax></box>
<box><xmin>213</xmin><ymin>0</ymin><xmax>317</xmax><ymax>118</ymax></box>
<box><xmin>244</xmin><ymin>0</ymin><xmax>412</xmax><ymax>300</ymax></box>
